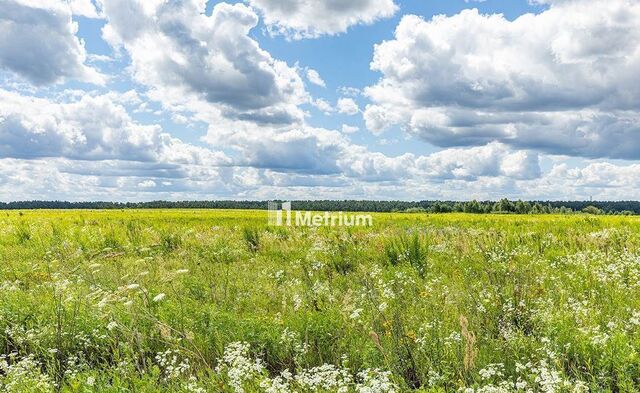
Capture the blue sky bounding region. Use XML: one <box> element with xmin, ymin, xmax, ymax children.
<box><xmin>1</xmin><ymin>0</ymin><xmax>639</xmax><ymax>201</ymax></box>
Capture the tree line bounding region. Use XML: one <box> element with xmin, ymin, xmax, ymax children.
<box><xmin>0</xmin><ymin>199</ymin><xmax>638</xmax><ymax>215</ymax></box>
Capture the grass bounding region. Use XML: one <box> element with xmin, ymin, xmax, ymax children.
<box><xmin>1</xmin><ymin>209</ymin><xmax>640</xmax><ymax>392</ymax></box>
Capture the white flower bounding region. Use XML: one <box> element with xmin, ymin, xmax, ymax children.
<box><xmin>86</xmin><ymin>376</ymin><xmax>95</xmax><ymax>386</ymax></box>
<box><xmin>216</xmin><ymin>342</ymin><xmax>264</xmax><ymax>393</ymax></box>
<box><xmin>293</xmin><ymin>294</ymin><xmax>303</xmax><ymax>311</ymax></box>
<box><xmin>356</xmin><ymin>369</ymin><xmax>397</xmax><ymax>393</ymax></box>
<box><xmin>295</xmin><ymin>364</ymin><xmax>353</xmax><ymax>392</ymax></box>
<box><xmin>155</xmin><ymin>349</ymin><xmax>191</xmax><ymax>381</ymax></box>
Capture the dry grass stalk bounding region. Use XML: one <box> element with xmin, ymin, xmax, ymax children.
<box><xmin>460</xmin><ymin>315</ymin><xmax>478</xmax><ymax>372</ymax></box>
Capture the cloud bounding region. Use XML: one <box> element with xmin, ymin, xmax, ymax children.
<box><xmin>68</xmin><ymin>0</ymin><xmax>102</xmax><ymax>18</ymax></box>
<box><xmin>340</xmin><ymin>142</ymin><xmax>540</xmax><ymax>182</ymax></box>
<box><xmin>341</xmin><ymin>124</ymin><xmax>359</xmax><ymax>134</ymax></box>
<box><xmin>338</xmin><ymin>86</ymin><xmax>361</xmax><ymax>97</ymax></box>
<box><xmin>310</xmin><ymin>98</ymin><xmax>334</xmax><ymax>114</ymax></box>
<box><xmin>0</xmin><ymin>89</ymin><xmax>229</xmax><ymax>166</ymax></box>
<box><xmin>238</xmin><ymin>127</ymin><xmax>347</xmax><ymax>175</ymax></box>
<box><xmin>5</xmin><ymin>133</ymin><xmax>640</xmax><ymax>201</ymax></box>
<box><xmin>0</xmin><ymin>157</ymin><xmax>263</xmax><ymax>201</ymax></box>
<box><xmin>0</xmin><ymin>80</ymin><xmax>546</xmax><ymax>200</ymax></box>
<box><xmin>200</xmin><ymin>122</ymin><xmax>349</xmax><ymax>175</ymax></box>
<box><xmin>0</xmin><ymin>0</ymin><xmax>104</xmax><ymax>85</ymax></box>
<box><xmin>337</xmin><ymin>97</ymin><xmax>360</xmax><ymax>115</ymax></box>
<box><xmin>306</xmin><ymin>68</ymin><xmax>326</xmax><ymax>87</ymax></box>
<box><xmin>3</xmin><ymin>0</ymin><xmax>640</xmax><ymax>201</ymax></box>
<box><xmin>138</xmin><ymin>179</ymin><xmax>156</xmax><ymax>188</ymax></box>
<box><xmin>364</xmin><ymin>0</ymin><xmax>640</xmax><ymax>159</ymax></box>
<box><xmin>100</xmin><ymin>0</ymin><xmax>307</xmax><ymax>125</ymax></box>
<box><xmin>247</xmin><ymin>0</ymin><xmax>398</xmax><ymax>39</ymax></box>
<box><xmin>416</xmin><ymin>143</ymin><xmax>541</xmax><ymax>181</ymax></box>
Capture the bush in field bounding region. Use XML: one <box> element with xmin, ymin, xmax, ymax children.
<box><xmin>582</xmin><ymin>205</ymin><xmax>604</xmax><ymax>215</ymax></box>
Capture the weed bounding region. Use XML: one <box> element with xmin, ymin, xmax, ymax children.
<box><xmin>243</xmin><ymin>226</ymin><xmax>261</xmax><ymax>253</ymax></box>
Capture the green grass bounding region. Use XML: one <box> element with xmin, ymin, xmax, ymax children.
<box><xmin>1</xmin><ymin>209</ymin><xmax>640</xmax><ymax>392</ymax></box>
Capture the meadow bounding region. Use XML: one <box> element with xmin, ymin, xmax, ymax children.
<box><xmin>1</xmin><ymin>209</ymin><xmax>640</xmax><ymax>392</ymax></box>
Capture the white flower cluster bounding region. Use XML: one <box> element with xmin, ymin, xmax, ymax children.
<box><xmin>259</xmin><ymin>370</ymin><xmax>293</xmax><ymax>393</ymax></box>
<box><xmin>215</xmin><ymin>342</ymin><xmax>265</xmax><ymax>393</ymax></box>
<box><xmin>0</xmin><ymin>353</ymin><xmax>54</xmax><ymax>392</ymax></box>
<box><xmin>355</xmin><ymin>369</ymin><xmax>396</xmax><ymax>393</ymax></box>
<box><xmin>295</xmin><ymin>364</ymin><xmax>353</xmax><ymax>392</ymax></box>
<box><xmin>155</xmin><ymin>349</ymin><xmax>191</xmax><ymax>381</ymax></box>
<box><xmin>279</xmin><ymin>328</ymin><xmax>308</xmax><ymax>357</ymax></box>
<box><xmin>216</xmin><ymin>342</ymin><xmax>397</xmax><ymax>393</ymax></box>
<box><xmin>464</xmin><ymin>359</ymin><xmax>589</xmax><ymax>393</ymax></box>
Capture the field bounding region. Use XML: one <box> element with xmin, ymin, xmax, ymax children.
<box><xmin>1</xmin><ymin>210</ymin><xmax>640</xmax><ymax>392</ymax></box>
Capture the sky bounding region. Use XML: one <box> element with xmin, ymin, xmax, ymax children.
<box><xmin>1</xmin><ymin>0</ymin><xmax>640</xmax><ymax>202</ymax></box>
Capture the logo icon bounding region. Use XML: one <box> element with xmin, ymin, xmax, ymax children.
<box><xmin>267</xmin><ymin>201</ymin><xmax>373</xmax><ymax>227</ymax></box>
<box><xmin>268</xmin><ymin>201</ymin><xmax>291</xmax><ymax>226</ymax></box>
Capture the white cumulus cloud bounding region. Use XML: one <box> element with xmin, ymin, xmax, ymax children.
<box><xmin>337</xmin><ymin>97</ymin><xmax>360</xmax><ymax>115</ymax></box>
<box><xmin>100</xmin><ymin>0</ymin><xmax>307</xmax><ymax>125</ymax></box>
<box><xmin>247</xmin><ymin>0</ymin><xmax>398</xmax><ymax>39</ymax></box>
<box><xmin>0</xmin><ymin>89</ymin><xmax>229</xmax><ymax>166</ymax></box>
<box><xmin>0</xmin><ymin>0</ymin><xmax>104</xmax><ymax>85</ymax></box>
<box><xmin>364</xmin><ymin>0</ymin><xmax>640</xmax><ymax>159</ymax></box>
<box><xmin>306</xmin><ymin>68</ymin><xmax>326</xmax><ymax>87</ymax></box>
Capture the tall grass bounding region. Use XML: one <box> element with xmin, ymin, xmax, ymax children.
<box><xmin>0</xmin><ymin>210</ymin><xmax>639</xmax><ymax>391</ymax></box>
<box><xmin>384</xmin><ymin>232</ymin><xmax>429</xmax><ymax>277</ymax></box>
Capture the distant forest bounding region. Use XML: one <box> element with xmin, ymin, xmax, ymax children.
<box><xmin>1</xmin><ymin>200</ymin><xmax>639</xmax><ymax>215</ymax></box>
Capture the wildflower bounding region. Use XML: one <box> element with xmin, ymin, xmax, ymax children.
<box><xmin>216</xmin><ymin>342</ymin><xmax>264</xmax><ymax>393</ymax></box>
<box><xmin>260</xmin><ymin>371</ymin><xmax>291</xmax><ymax>393</ymax></box>
<box><xmin>0</xmin><ymin>354</ymin><xmax>54</xmax><ymax>391</ymax></box>
<box><xmin>293</xmin><ymin>294</ymin><xmax>302</xmax><ymax>311</ymax></box>
<box><xmin>155</xmin><ymin>349</ymin><xmax>191</xmax><ymax>381</ymax></box>
<box><xmin>427</xmin><ymin>370</ymin><xmax>443</xmax><ymax>387</ymax></box>
<box><xmin>350</xmin><ymin>308</ymin><xmax>363</xmax><ymax>320</ymax></box>
<box><xmin>295</xmin><ymin>364</ymin><xmax>353</xmax><ymax>392</ymax></box>
<box><xmin>479</xmin><ymin>363</ymin><xmax>504</xmax><ymax>380</ymax></box>
<box><xmin>356</xmin><ymin>369</ymin><xmax>397</xmax><ymax>393</ymax></box>
<box><xmin>515</xmin><ymin>379</ymin><xmax>527</xmax><ymax>390</ymax></box>
<box><xmin>185</xmin><ymin>376</ymin><xmax>206</xmax><ymax>393</ymax></box>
